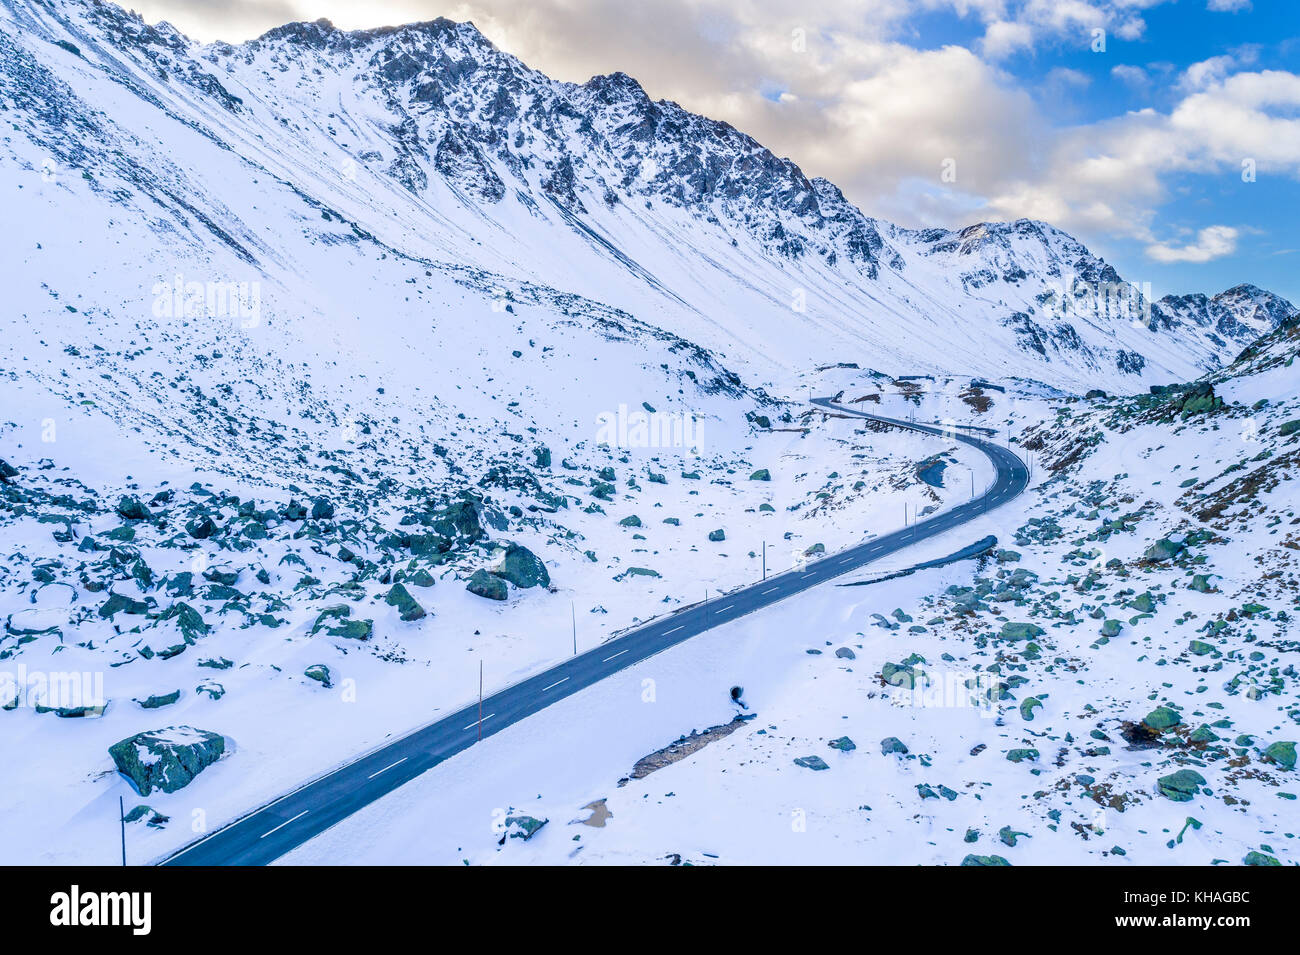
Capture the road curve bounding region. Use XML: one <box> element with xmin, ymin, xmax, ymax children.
<box><xmin>161</xmin><ymin>398</ymin><xmax>1028</xmax><ymax>866</ymax></box>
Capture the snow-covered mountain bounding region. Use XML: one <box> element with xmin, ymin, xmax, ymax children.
<box><xmin>1</xmin><ymin>0</ymin><xmax>1298</xmax><ymax>868</ymax></box>
<box><xmin>1153</xmin><ymin>284</ymin><xmax>1296</xmax><ymax>352</ymax></box>
<box><xmin>1</xmin><ymin>0</ymin><xmax>1291</xmax><ymax>400</ymax></box>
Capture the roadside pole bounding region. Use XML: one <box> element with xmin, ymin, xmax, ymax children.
<box><xmin>120</xmin><ymin>795</ymin><xmax>126</xmax><ymax>866</ymax></box>
<box><xmin>477</xmin><ymin>661</ymin><xmax>483</xmax><ymax>742</ymax></box>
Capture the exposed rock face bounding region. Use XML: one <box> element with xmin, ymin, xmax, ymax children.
<box><xmin>108</xmin><ymin>726</ymin><xmax>225</xmax><ymax>795</ymax></box>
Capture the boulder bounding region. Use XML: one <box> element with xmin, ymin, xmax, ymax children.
<box><xmin>135</xmin><ymin>691</ymin><xmax>181</xmax><ymax>710</ymax></box>
<box><xmin>1143</xmin><ymin>706</ymin><xmax>1182</xmax><ymax>732</ymax></box>
<box><xmin>185</xmin><ymin>516</ymin><xmax>217</xmax><ymax>540</ymax></box>
<box><xmin>385</xmin><ymin>582</ymin><xmax>427</xmax><ymax>621</ymax></box>
<box><xmin>310</xmin><ymin>605</ymin><xmax>373</xmax><ymax>641</ymax></box>
<box><xmin>493</xmin><ymin>543</ymin><xmax>551</xmax><ymax>589</ymax></box>
<box><xmin>999</xmin><ymin>622</ymin><xmax>1045</xmax><ymax>641</ymax></box>
<box><xmin>1157</xmin><ymin>769</ymin><xmax>1206</xmax><ymax>801</ymax></box>
<box><xmin>1263</xmin><ymin>740</ymin><xmax>1296</xmax><ymax>771</ymax></box>
<box><xmin>793</xmin><ymin>755</ymin><xmax>829</xmax><ymax>771</ymax></box>
<box><xmin>1144</xmin><ymin>538</ymin><xmax>1185</xmax><ymax>563</ymax></box>
<box><xmin>467</xmin><ymin>568</ymin><xmax>508</xmax><ymax>601</ymax></box>
<box><xmin>115</xmin><ymin>496</ymin><xmax>153</xmax><ymax>521</ymax></box>
<box><xmin>108</xmin><ymin>726</ymin><xmax>225</xmax><ymax>795</ymax></box>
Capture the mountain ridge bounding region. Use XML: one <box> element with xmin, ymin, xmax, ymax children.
<box><xmin>1</xmin><ymin>0</ymin><xmax>1293</xmax><ymax>396</ymax></box>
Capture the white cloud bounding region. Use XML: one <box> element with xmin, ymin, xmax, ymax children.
<box><xmin>980</xmin><ymin>20</ymin><xmax>1034</xmax><ymax>59</ymax></box>
<box><xmin>120</xmin><ymin>0</ymin><xmax>1300</xmax><ymax>260</ymax></box>
<box><xmin>1111</xmin><ymin>64</ymin><xmax>1149</xmax><ymax>87</ymax></box>
<box><xmin>1207</xmin><ymin>0</ymin><xmax>1251</xmax><ymax>12</ymax></box>
<box><xmin>1146</xmin><ymin>225</ymin><xmax>1239</xmax><ymax>263</ymax></box>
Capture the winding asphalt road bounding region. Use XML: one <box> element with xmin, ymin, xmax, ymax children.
<box><xmin>162</xmin><ymin>398</ymin><xmax>1028</xmax><ymax>866</ymax></box>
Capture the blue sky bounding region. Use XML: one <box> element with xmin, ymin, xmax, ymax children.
<box><xmin>904</xmin><ymin>0</ymin><xmax>1300</xmax><ymax>303</ymax></box>
<box><xmin>135</xmin><ymin>0</ymin><xmax>1300</xmax><ymax>305</ymax></box>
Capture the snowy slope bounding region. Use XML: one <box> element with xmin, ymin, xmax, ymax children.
<box><xmin>288</xmin><ymin>322</ymin><xmax>1300</xmax><ymax>867</ymax></box>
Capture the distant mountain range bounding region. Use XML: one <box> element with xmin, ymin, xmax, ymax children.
<box><xmin>1</xmin><ymin>0</ymin><xmax>1293</xmax><ymax>398</ymax></box>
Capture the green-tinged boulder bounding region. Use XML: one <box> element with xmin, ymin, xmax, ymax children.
<box><xmin>618</xmin><ymin>515</ymin><xmax>642</xmax><ymax>528</ymax></box>
<box><xmin>385</xmin><ymin>582</ymin><xmax>426</xmax><ymax>621</ymax></box>
<box><xmin>1101</xmin><ymin>619</ymin><xmax>1123</xmax><ymax>638</ymax></box>
<box><xmin>1156</xmin><ymin>769</ymin><xmax>1206</xmax><ymax>802</ymax></box>
<box><xmin>1263</xmin><ymin>741</ymin><xmax>1297</xmax><ymax>771</ymax></box>
<box><xmin>1278</xmin><ymin>420</ymin><xmax>1300</xmax><ymax>437</ymax></box>
<box><xmin>880</xmin><ymin>737</ymin><xmax>909</xmax><ymax>755</ymax></box>
<box><xmin>304</xmin><ymin>664</ymin><xmax>332</xmax><ymax>687</ymax></box>
<box><xmin>999</xmin><ymin>826</ymin><xmax>1029</xmax><ymax>847</ymax></box>
<box><xmin>1129</xmin><ymin>591</ymin><xmax>1156</xmax><ymax>614</ymax></box>
<box><xmin>1243</xmin><ymin>850</ymin><xmax>1281</xmax><ymax>866</ymax></box>
<box><xmin>881</xmin><ymin>661</ymin><xmax>921</xmax><ymax>689</ymax></box>
<box><xmin>1144</xmin><ymin>538</ymin><xmax>1184</xmax><ymax>562</ymax></box>
<box><xmin>1143</xmin><ymin>706</ymin><xmax>1182</xmax><ymax>732</ymax></box>
<box><xmin>1188</xmin><ymin>639</ymin><xmax>1215</xmax><ymax>656</ymax></box>
<box><xmin>493</xmin><ymin>543</ymin><xmax>551</xmax><ymax>589</ymax></box>
<box><xmin>159</xmin><ymin>602</ymin><xmax>208</xmax><ymax>642</ymax></box>
<box><xmin>999</xmin><ymin>622</ymin><xmax>1044</xmax><ymax>641</ymax></box>
<box><xmin>310</xmin><ymin>498</ymin><xmax>335</xmax><ymax>520</ymax></box>
<box><xmin>135</xmin><ymin>691</ymin><xmax>181</xmax><ymax>710</ymax></box>
<box><xmin>185</xmin><ymin>516</ymin><xmax>217</xmax><ymax>540</ymax></box>
<box><xmin>195</xmin><ymin>682</ymin><xmax>224</xmax><ymax>701</ymax></box>
<box><xmin>122</xmin><ymin>805</ymin><xmax>169</xmax><ymax>828</ymax></box>
<box><xmin>467</xmin><ymin>568</ymin><xmax>508</xmax><ymax>601</ymax></box>
<box><xmin>203</xmin><ymin>566</ymin><xmax>239</xmax><ymax>586</ymax></box>
<box><xmin>961</xmin><ymin>854</ymin><xmax>1011</xmax><ymax>866</ymax></box>
<box><xmin>1020</xmin><ymin>697</ymin><xmax>1042</xmax><ymax>721</ymax></box>
<box><xmin>708</xmin><ymin>529</ymin><xmax>725</xmax><ymax>542</ymax></box>
<box><xmin>407</xmin><ymin>568</ymin><xmax>436</xmax><ymax>588</ymax></box>
<box><xmin>749</xmin><ymin>469</ymin><xmax>771</xmax><ymax>481</ymax></box>
<box><xmin>794</xmin><ymin>755</ymin><xmax>830</xmax><ymax>771</ymax></box>
<box><xmin>115</xmin><ymin>496</ymin><xmax>153</xmax><ymax>521</ymax></box>
<box><xmin>99</xmin><ymin>591</ymin><xmax>150</xmax><ymax>619</ymax></box>
<box><xmin>108</xmin><ymin>726</ymin><xmax>225</xmax><ymax>795</ymax></box>
<box><xmin>502</xmin><ymin>814</ymin><xmax>548</xmax><ymax>842</ymax></box>
<box><xmin>619</xmin><ymin>567</ymin><xmax>661</xmax><ymax>580</ymax></box>
<box><xmin>827</xmin><ymin>736</ymin><xmax>856</xmax><ymax>752</ymax></box>
<box><xmin>310</xmin><ymin>605</ymin><xmax>373</xmax><ymax>641</ymax></box>
<box><xmin>1006</xmin><ymin>748</ymin><xmax>1039</xmax><ymax>763</ymax></box>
